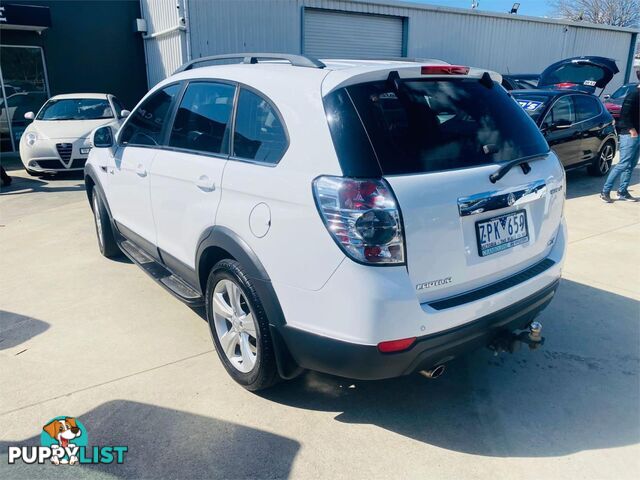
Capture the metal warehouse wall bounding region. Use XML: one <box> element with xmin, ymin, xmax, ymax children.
<box><xmin>405</xmin><ymin>8</ymin><xmax>634</xmax><ymax>92</ymax></box>
<box><xmin>140</xmin><ymin>0</ymin><xmax>189</xmax><ymax>88</ymax></box>
<box><xmin>142</xmin><ymin>0</ymin><xmax>637</xmax><ymax>92</ymax></box>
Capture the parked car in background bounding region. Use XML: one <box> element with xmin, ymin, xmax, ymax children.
<box><xmin>602</xmin><ymin>82</ymin><xmax>639</xmax><ymax>118</ymax></box>
<box><xmin>85</xmin><ymin>54</ymin><xmax>566</xmax><ymax>391</ymax></box>
<box><xmin>501</xmin><ymin>74</ymin><xmax>539</xmax><ymax>90</ymax></box>
<box><xmin>513</xmin><ymin>89</ymin><xmax>617</xmax><ymax>176</ymax></box>
<box><xmin>537</xmin><ymin>56</ymin><xmax>618</xmax><ymax>94</ymax></box>
<box><xmin>19</xmin><ymin>93</ymin><xmax>129</xmax><ymax>175</ymax></box>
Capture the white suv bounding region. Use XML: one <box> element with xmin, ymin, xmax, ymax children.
<box><xmin>85</xmin><ymin>54</ymin><xmax>566</xmax><ymax>391</ymax></box>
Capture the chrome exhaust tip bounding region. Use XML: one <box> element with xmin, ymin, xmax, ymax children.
<box><xmin>419</xmin><ymin>364</ymin><xmax>446</xmax><ymax>379</ymax></box>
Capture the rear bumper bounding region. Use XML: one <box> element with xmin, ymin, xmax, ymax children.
<box><xmin>278</xmin><ymin>279</ymin><xmax>559</xmax><ymax>380</ymax></box>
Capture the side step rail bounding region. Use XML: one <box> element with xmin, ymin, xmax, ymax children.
<box><xmin>119</xmin><ymin>240</ymin><xmax>203</xmax><ymax>306</ymax></box>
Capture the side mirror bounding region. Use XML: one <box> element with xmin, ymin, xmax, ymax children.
<box><xmin>24</xmin><ymin>111</ymin><xmax>35</xmax><ymax>121</ymax></box>
<box><xmin>92</xmin><ymin>126</ymin><xmax>114</xmax><ymax>148</ymax></box>
<box><xmin>603</xmin><ymin>94</ymin><xmax>611</xmax><ymax>100</ymax></box>
<box><xmin>120</xmin><ymin>109</ymin><xmax>130</xmax><ymax>118</ymax></box>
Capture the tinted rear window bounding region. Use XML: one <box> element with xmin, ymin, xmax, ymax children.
<box><xmin>326</xmin><ymin>78</ymin><xmax>548</xmax><ymax>176</ymax></box>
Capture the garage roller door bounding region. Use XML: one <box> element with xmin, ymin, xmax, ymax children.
<box><xmin>304</xmin><ymin>9</ymin><xmax>404</xmax><ymax>59</ymax></box>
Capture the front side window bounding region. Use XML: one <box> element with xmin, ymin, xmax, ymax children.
<box><xmin>232</xmin><ymin>89</ymin><xmax>287</xmax><ymax>164</ymax></box>
<box><xmin>338</xmin><ymin>78</ymin><xmax>548</xmax><ymax>175</ymax></box>
<box><xmin>573</xmin><ymin>95</ymin><xmax>601</xmax><ymax>122</ymax></box>
<box><xmin>169</xmin><ymin>82</ymin><xmax>235</xmax><ymax>155</ymax></box>
<box><xmin>544</xmin><ymin>96</ymin><xmax>575</xmax><ymax>128</ymax></box>
<box><xmin>37</xmin><ymin>99</ymin><xmax>113</xmax><ymax>121</ymax></box>
<box><xmin>120</xmin><ymin>84</ymin><xmax>180</xmax><ymax>146</ymax></box>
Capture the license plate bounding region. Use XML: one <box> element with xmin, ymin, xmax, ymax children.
<box><xmin>475</xmin><ymin>211</ymin><xmax>529</xmax><ymax>257</ymax></box>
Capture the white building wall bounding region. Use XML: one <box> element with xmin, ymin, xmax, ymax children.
<box><xmin>142</xmin><ymin>0</ymin><xmax>637</xmax><ymax>91</ymax></box>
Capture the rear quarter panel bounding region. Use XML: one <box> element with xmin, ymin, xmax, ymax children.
<box><xmin>214</xmin><ymin>74</ymin><xmax>346</xmax><ymax>291</ymax></box>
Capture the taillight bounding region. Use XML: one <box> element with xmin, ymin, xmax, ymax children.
<box><xmin>312</xmin><ymin>176</ymin><xmax>405</xmax><ymax>265</ymax></box>
<box><xmin>421</xmin><ymin>65</ymin><xmax>470</xmax><ymax>75</ymax></box>
<box><xmin>554</xmin><ymin>82</ymin><xmax>577</xmax><ymax>89</ymax></box>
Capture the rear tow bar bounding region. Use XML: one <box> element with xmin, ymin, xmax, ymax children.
<box><xmin>488</xmin><ymin>321</ymin><xmax>544</xmax><ymax>355</ymax></box>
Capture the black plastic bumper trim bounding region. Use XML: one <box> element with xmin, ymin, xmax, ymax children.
<box><xmin>428</xmin><ymin>258</ymin><xmax>556</xmax><ymax>310</ymax></box>
<box><xmin>277</xmin><ymin>279</ymin><xmax>559</xmax><ymax>381</ymax></box>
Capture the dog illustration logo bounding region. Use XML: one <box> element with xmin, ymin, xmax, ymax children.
<box><xmin>7</xmin><ymin>415</ymin><xmax>127</xmax><ymax>465</ymax></box>
<box><xmin>41</xmin><ymin>416</ymin><xmax>87</xmax><ymax>465</ymax></box>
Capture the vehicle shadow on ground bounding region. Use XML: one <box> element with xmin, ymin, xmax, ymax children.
<box><xmin>0</xmin><ymin>400</ymin><xmax>300</xmax><ymax>479</ymax></box>
<box><xmin>0</xmin><ymin>172</ymin><xmax>85</xmax><ymax>196</ymax></box>
<box><xmin>565</xmin><ymin>165</ymin><xmax>639</xmax><ymax>199</ymax></box>
<box><xmin>0</xmin><ymin>311</ymin><xmax>49</xmax><ymax>351</ymax></box>
<box><xmin>262</xmin><ymin>278</ymin><xmax>640</xmax><ymax>457</ymax></box>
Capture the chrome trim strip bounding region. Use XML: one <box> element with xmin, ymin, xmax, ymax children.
<box><xmin>458</xmin><ymin>179</ymin><xmax>546</xmax><ymax>217</ymax></box>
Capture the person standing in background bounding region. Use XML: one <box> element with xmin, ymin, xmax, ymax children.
<box><xmin>601</xmin><ymin>84</ymin><xmax>639</xmax><ymax>202</ymax></box>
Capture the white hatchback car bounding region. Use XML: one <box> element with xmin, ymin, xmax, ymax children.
<box><xmin>85</xmin><ymin>54</ymin><xmax>566</xmax><ymax>391</ymax></box>
<box><xmin>20</xmin><ymin>93</ymin><xmax>128</xmax><ymax>175</ymax></box>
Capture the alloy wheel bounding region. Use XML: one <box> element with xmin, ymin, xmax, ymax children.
<box><xmin>211</xmin><ymin>279</ymin><xmax>258</xmax><ymax>373</ymax></box>
<box><xmin>599</xmin><ymin>144</ymin><xmax>614</xmax><ymax>174</ymax></box>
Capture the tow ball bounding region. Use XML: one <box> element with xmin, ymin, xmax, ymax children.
<box><xmin>488</xmin><ymin>321</ymin><xmax>544</xmax><ymax>355</ymax></box>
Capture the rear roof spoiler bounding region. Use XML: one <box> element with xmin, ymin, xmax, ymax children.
<box><xmin>175</xmin><ymin>53</ymin><xmax>326</xmax><ymax>73</ymax></box>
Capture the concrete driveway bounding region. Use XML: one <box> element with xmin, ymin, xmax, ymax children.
<box><xmin>0</xmin><ymin>159</ymin><xmax>638</xmax><ymax>479</ymax></box>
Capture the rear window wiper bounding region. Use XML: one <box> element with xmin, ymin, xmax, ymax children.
<box><xmin>489</xmin><ymin>154</ymin><xmax>546</xmax><ymax>183</ymax></box>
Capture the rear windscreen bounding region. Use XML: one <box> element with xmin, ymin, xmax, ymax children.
<box><xmin>512</xmin><ymin>94</ymin><xmax>550</xmax><ymax>121</ymax></box>
<box><xmin>325</xmin><ymin>78</ymin><xmax>549</xmax><ymax>176</ymax></box>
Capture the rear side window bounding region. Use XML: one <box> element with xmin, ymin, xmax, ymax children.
<box><xmin>169</xmin><ymin>81</ymin><xmax>235</xmax><ymax>155</ymax></box>
<box><xmin>573</xmin><ymin>95</ymin><xmax>601</xmax><ymax>121</ymax></box>
<box><xmin>120</xmin><ymin>84</ymin><xmax>180</xmax><ymax>146</ymax></box>
<box><xmin>232</xmin><ymin>89</ymin><xmax>287</xmax><ymax>164</ymax></box>
<box><xmin>328</xmin><ymin>78</ymin><xmax>549</xmax><ymax>176</ymax></box>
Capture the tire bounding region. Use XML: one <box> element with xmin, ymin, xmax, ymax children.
<box><xmin>205</xmin><ymin>259</ymin><xmax>280</xmax><ymax>391</ymax></box>
<box><xmin>588</xmin><ymin>141</ymin><xmax>615</xmax><ymax>177</ymax></box>
<box><xmin>91</xmin><ymin>189</ymin><xmax>121</xmax><ymax>258</ymax></box>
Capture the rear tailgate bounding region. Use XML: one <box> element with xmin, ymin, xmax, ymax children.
<box><xmin>386</xmin><ymin>157</ymin><xmax>564</xmax><ymax>304</ymax></box>
<box><xmin>336</xmin><ymin>70</ymin><xmax>565</xmax><ymax>303</ymax></box>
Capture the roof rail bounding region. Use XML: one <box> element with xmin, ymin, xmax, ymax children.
<box><xmin>353</xmin><ymin>57</ymin><xmax>448</xmax><ymax>64</ymax></box>
<box><xmin>175</xmin><ymin>53</ymin><xmax>326</xmax><ymax>73</ymax></box>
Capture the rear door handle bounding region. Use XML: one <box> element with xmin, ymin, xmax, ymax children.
<box><xmin>196</xmin><ymin>175</ymin><xmax>215</xmax><ymax>191</ymax></box>
<box><xmin>135</xmin><ymin>164</ymin><xmax>147</xmax><ymax>177</ymax></box>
